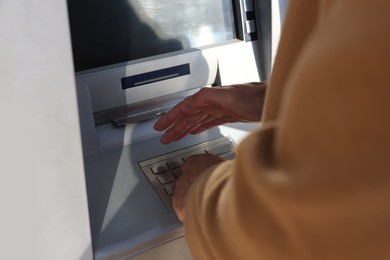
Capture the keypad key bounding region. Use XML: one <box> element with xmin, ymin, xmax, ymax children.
<box><xmin>164</xmin><ymin>183</ymin><xmax>176</xmax><ymax>196</ymax></box>
<box><xmin>151</xmin><ymin>164</ymin><xmax>167</xmax><ymax>175</ymax></box>
<box><xmin>167</xmin><ymin>158</ymin><xmax>182</xmax><ymax>169</ymax></box>
<box><xmin>157</xmin><ymin>172</ymin><xmax>174</xmax><ymax>185</ymax></box>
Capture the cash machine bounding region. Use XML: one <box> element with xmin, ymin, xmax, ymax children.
<box><xmin>67</xmin><ymin>0</ymin><xmax>285</xmax><ymax>259</ymax></box>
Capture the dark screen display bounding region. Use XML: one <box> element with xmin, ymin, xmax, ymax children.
<box><xmin>67</xmin><ymin>0</ymin><xmax>236</xmax><ymax>72</ymax></box>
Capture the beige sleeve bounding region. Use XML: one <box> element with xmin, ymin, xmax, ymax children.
<box><xmin>184</xmin><ymin>1</ymin><xmax>390</xmax><ymax>259</ymax></box>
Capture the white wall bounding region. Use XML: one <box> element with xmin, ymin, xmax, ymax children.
<box><xmin>0</xmin><ymin>1</ymin><xmax>92</xmax><ymax>259</ymax></box>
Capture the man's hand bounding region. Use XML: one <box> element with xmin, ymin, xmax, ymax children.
<box><xmin>173</xmin><ymin>153</ymin><xmax>225</xmax><ymax>222</ymax></box>
<box><xmin>153</xmin><ymin>82</ymin><xmax>267</xmax><ymax>144</ymax></box>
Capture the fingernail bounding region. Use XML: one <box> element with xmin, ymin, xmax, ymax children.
<box><xmin>160</xmin><ymin>135</ymin><xmax>172</xmax><ymax>145</ymax></box>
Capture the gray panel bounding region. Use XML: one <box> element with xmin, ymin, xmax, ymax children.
<box><xmin>84</xmin><ymin>129</ymin><xmax>227</xmax><ymax>259</ymax></box>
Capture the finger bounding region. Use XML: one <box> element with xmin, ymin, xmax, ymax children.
<box><xmin>155</xmin><ymin>86</ymin><xmax>234</xmax><ymax>131</ymax></box>
<box><xmin>170</xmin><ymin>115</ymin><xmax>227</xmax><ymax>142</ymax></box>
<box><xmin>153</xmin><ymin>96</ymin><xmax>200</xmax><ymax>131</ymax></box>
<box><xmin>172</xmin><ymin>176</ymin><xmax>188</xmax><ymax>222</ymax></box>
<box><xmin>172</xmin><ymin>194</ymin><xmax>185</xmax><ymax>222</ymax></box>
<box><xmin>159</xmin><ymin>112</ymin><xmax>208</xmax><ymax>144</ymax></box>
<box><xmin>189</xmin><ymin>116</ymin><xmax>237</xmax><ymax>135</ymax></box>
<box><xmin>170</xmin><ymin>114</ymin><xmax>237</xmax><ymax>142</ymax></box>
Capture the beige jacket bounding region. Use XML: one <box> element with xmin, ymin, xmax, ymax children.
<box><xmin>184</xmin><ymin>0</ymin><xmax>390</xmax><ymax>259</ymax></box>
